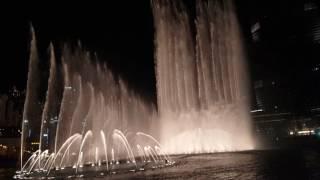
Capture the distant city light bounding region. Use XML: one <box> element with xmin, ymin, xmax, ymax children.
<box><xmin>297</xmin><ymin>130</ymin><xmax>315</xmax><ymax>135</ymax></box>
<box><xmin>251</xmin><ymin>22</ymin><xmax>260</xmax><ymax>33</ymax></box>
<box><xmin>304</xmin><ymin>2</ymin><xmax>318</xmax><ymax>11</ymax></box>
<box><xmin>0</xmin><ymin>144</ymin><xmax>8</xmax><ymax>149</ymax></box>
<box><xmin>289</xmin><ymin>129</ymin><xmax>317</xmax><ymax>136</ymax></box>
<box><xmin>250</xmin><ymin>109</ymin><xmax>263</xmax><ymax>113</ymax></box>
<box><xmin>50</xmin><ymin>116</ymin><xmax>59</xmax><ymax>124</ymax></box>
<box><xmin>251</xmin><ymin>22</ymin><xmax>260</xmax><ymax>42</ymax></box>
<box><xmin>312</xmin><ymin>67</ymin><xmax>319</xmax><ymax>72</ymax></box>
<box><xmin>311</xmin><ymin>107</ymin><xmax>320</xmax><ymax>112</ymax></box>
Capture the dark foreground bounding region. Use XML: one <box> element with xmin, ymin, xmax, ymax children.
<box><xmin>110</xmin><ymin>148</ymin><xmax>320</xmax><ymax>180</ymax></box>
<box><xmin>1</xmin><ymin>148</ymin><xmax>320</xmax><ymax>179</ymax></box>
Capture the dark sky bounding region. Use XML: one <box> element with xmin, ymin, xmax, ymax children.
<box><xmin>1</xmin><ymin>1</ymin><xmax>155</xmax><ymax>96</ymax></box>
<box><xmin>1</xmin><ymin>0</ymin><xmax>320</xmax><ymax>109</ymax></box>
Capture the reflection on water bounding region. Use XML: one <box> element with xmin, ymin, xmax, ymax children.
<box><xmin>2</xmin><ymin>148</ymin><xmax>320</xmax><ymax>179</ymax></box>
<box><xmin>132</xmin><ymin>149</ymin><xmax>320</xmax><ymax>179</ymax></box>
<box><xmin>0</xmin><ymin>168</ymin><xmax>15</xmax><ymax>180</ymax></box>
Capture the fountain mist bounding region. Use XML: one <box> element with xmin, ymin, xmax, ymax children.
<box><xmin>18</xmin><ymin>29</ymin><xmax>170</xmax><ymax>178</ymax></box>
<box><xmin>152</xmin><ymin>0</ymin><xmax>254</xmax><ymax>154</ymax></box>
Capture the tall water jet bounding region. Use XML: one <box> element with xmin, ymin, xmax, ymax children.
<box><xmin>21</xmin><ymin>26</ymin><xmax>42</xmax><ymax>170</ymax></box>
<box><xmin>153</xmin><ymin>0</ymin><xmax>254</xmax><ymax>154</ymax></box>
<box><xmin>38</xmin><ymin>43</ymin><xmax>61</xmax><ymax>168</ymax></box>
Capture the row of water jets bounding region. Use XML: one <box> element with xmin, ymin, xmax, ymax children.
<box><xmin>18</xmin><ymin>130</ymin><xmax>171</xmax><ymax>176</ymax></box>
<box><xmin>19</xmin><ymin>25</ymin><xmax>165</xmax><ymax>177</ymax></box>
<box><xmin>18</xmin><ymin>0</ymin><xmax>254</xmax><ymax>177</ymax></box>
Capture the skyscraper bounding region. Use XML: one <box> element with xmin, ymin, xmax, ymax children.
<box><xmin>304</xmin><ymin>2</ymin><xmax>320</xmax><ymax>43</ymax></box>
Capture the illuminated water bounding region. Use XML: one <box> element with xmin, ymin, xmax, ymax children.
<box><xmin>18</xmin><ymin>0</ymin><xmax>255</xmax><ymax>178</ymax></box>
<box><xmin>7</xmin><ymin>149</ymin><xmax>320</xmax><ymax>179</ymax></box>
<box><xmin>153</xmin><ymin>0</ymin><xmax>253</xmax><ymax>153</ymax></box>
<box><xmin>18</xmin><ymin>29</ymin><xmax>171</xmax><ymax>178</ymax></box>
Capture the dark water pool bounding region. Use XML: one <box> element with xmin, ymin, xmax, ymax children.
<box><xmin>2</xmin><ymin>148</ymin><xmax>320</xmax><ymax>179</ymax></box>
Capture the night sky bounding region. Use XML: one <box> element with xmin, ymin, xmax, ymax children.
<box><xmin>1</xmin><ymin>1</ymin><xmax>155</xmax><ymax>96</ymax></box>
<box><xmin>1</xmin><ymin>0</ymin><xmax>320</xmax><ymax>110</ymax></box>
